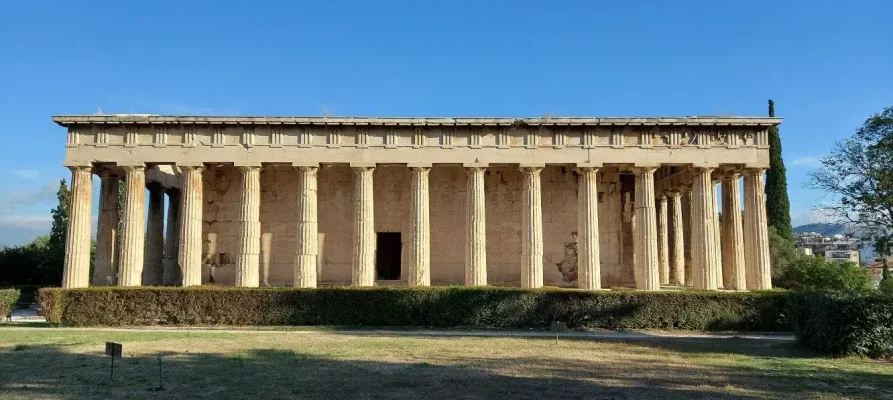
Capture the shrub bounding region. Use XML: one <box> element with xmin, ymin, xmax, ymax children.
<box><xmin>789</xmin><ymin>292</ymin><xmax>893</xmax><ymax>358</ymax></box>
<box><xmin>0</xmin><ymin>289</ymin><xmax>20</xmax><ymax>316</ymax></box>
<box><xmin>782</xmin><ymin>256</ymin><xmax>873</xmax><ymax>292</ymax></box>
<box><xmin>38</xmin><ymin>287</ymin><xmax>790</xmax><ymax>331</ymax></box>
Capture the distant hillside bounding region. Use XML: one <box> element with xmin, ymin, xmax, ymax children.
<box><xmin>792</xmin><ymin>223</ymin><xmax>848</xmax><ymax>236</ymax></box>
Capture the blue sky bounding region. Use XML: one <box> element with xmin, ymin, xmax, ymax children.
<box><xmin>0</xmin><ymin>0</ymin><xmax>891</xmax><ymax>245</ymax></box>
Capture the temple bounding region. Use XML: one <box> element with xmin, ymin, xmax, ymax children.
<box><xmin>53</xmin><ymin>115</ymin><xmax>778</xmax><ymax>290</ymax></box>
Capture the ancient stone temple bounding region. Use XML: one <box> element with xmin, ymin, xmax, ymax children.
<box><xmin>53</xmin><ymin>115</ymin><xmax>778</xmax><ymax>291</ymax></box>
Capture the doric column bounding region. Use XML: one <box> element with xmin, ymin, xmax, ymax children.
<box><xmin>294</xmin><ymin>165</ymin><xmax>319</xmax><ymax>288</ymax></box>
<box><xmin>691</xmin><ymin>167</ymin><xmax>719</xmax><ymax>289</ymax></box>
<box><xmin>722</xmin><ymin>173</ymin><xmax>747</xmax><ymax>290</ymax></box>
<box><xmin>162</xmin><ymin>189</ymin><xmax>181</xmax><ymax>285</ymax></box>
<box><xmin>61</xmin><ymin>166</ymin><xmax>92</xmax><ymax>288</ymax></box>
<box><xmin>744</xmin><ymin>169</ymin><xmax>772</xmax><ymax>290</ymax></box>
<box><xmin>142</xmin><ymin>182</ymin><xmax>165</xmax><ymax>285</ymax></box>
<box><xmin>92</xmin><ymin>170</ymin><xmax>118</xmax><ymax>286</ymax></box>
<box><xmin>668</xmin><ymin>191</ymin><xmax>686</xmax><ymax>286</ymax></box>
<box><xmin>712</xmin><ymin>182</ymin><xmax>724</xmax><ymax>289</ymax></box>
<box><xmin>235</xmin><ymin>166</ymin><xmax>261</xmax><ymax>287</ymax></box>
<box><xmin>577</xmin><ymin>167</ymin><xmax>601</xmax><ymax>290</ymax></box>
<box><xmin>118</xmin><ymin>166</ymin><xmax>146</xmax><ymax>287</ymax></box>
<box><xmin>465</xmin><ymin>166</ymin><xmax>487</xmax><ymax>286</ymax></box>
<box><xmin>351</xmin><ymin>166</ymin><xmax>375</xmax><ymax>286</ymax></box>
<box><xmin>657</xmin><ymin>194</ymin><xmax>670</xmax><ymax>285</ymax></box>
<box><xmin>178</xmin><ymin>166</ymin><xmax>204</xmax><ymax>286</ymax></box>
<box><xmin>633</xmin><ymin>167</ymin><xmax>660</xmax><ymax>290</ymax></box>
<box><xmin>408</xmin><ymin>166</ymin><xmax>431</xmax><ymax>286</ymax></box>
<box><xmin>682</xmin><ymin>189</ymin><xmax>693</xmax><ymax>285</ymax></box>
<box><xmin>520</xmin><ymin>166</ymin><xmax>544</xmax><ymax>289</ymax></box>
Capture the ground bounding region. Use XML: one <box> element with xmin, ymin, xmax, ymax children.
<box><xmin>0</xmin><ymin>327</ymin><xmax>890</xmax><ymax>399</ymax></box>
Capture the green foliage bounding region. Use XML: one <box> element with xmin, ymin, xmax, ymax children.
<box><xmin>880</xmin><ymin>262</ymin><xmax>893</xmax><ymax>294</ymax></box>
<box><xmin>768</xmin><ymin>226</ymin><xmax>800</xmax><ymax>287</ymax></box>
<box><xmin>765</xmin><ymin>100</ymin><xmax>792</xmax><ymax>241</ymax></box>
<box><xmin>0</xmin><ymin>236</ymin><xmax>58</xmax><ymax>286</ymax></box>
<box><xmin>811</xmin><ymin>106</ymin><xmax>893</xmax><ymax>262</ymax></box>
<box><xmin>38</xmin><ymin>287</ymin><xmax>791</xmax><ymax>331</ymax></box>
<box><xmin>782</xmin><ymin>256</ymin><xmax>873</xmax><ymax>293</ymax></box>
<box><xmin>46</xmin><ymin>180</ymin><xmax>70</xmax><ymax>285</ymax></box>
<box><xmin>789</xmin><ymin>292</ymin><xmax>893</xmax><ymax>358</ymax></box>
<box><xmin>0</xmin><ymin>289</ymin><xmax>21</xmax><ymax>316</ymax></box>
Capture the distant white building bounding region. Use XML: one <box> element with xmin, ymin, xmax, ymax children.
<box><xmin>795</xmin><ymin>232</ymin><xmax>861</xmax><ymax>264</ymax></box>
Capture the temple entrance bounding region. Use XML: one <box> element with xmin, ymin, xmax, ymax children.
<box><xmin>376</xmin><ymin>232</ymin><xmax>401</xmax><ymax>280</ymax></box>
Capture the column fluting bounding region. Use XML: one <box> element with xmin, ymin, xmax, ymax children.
<box><xmin>721</xmin><ymin>173</ymin><xmax>747</xmax><ymax>290</ymax></box>
<box><xmin>408</xmin><ymin>167</ymin><xmax>431</xmax><ymax>286</ymax></box>
<box><xmin>92</xmin><ymin>170</ymin><xmax>119</xmax><ymax>286</ymax></box>
<box><xmin>295</xmin><ymin>166</ymin><xmax>319</xmax><ymax>288</ymax></box>
<box><xmin>691</xmin><ymin>168</ymin><xmax>719</xmax><ymax>290</ymax></box>
<box><xmin>162</xmin><ymin>189</ymin><xmax>181</xmax><ymax>285</ymax></box>
<box><xmin>657</xmin><ymin>194</ymin><xmax>670</xmax><ymax>285</ymax></box>
<box><xmin>118</xmin><ymin>166</ymin><xmax>146</xmax><ymax>287</ymax></box>
<box><xmin>744</xmin><ymin>169</ymin><xmax>773</xmax><ymax>290</ymax></box>
<box><xmin>236</xmin><ymin>166</ymin><xmax>261</xmax><ymax>287</ymax></box>
<box><xmin>577</xmin><ymin>167</ymin><xmax>601</xmax><ymax>290</ymax></box>
<box><xmin>633</xmin><ymin>167</ymin><xmax>660</xmax><ymax>290</ymax></box>
<box><xmin>669</xmin><ymin>191</ymin><xmax>686</xmax><ymax>286</ymax></box>
<box><xmin>352</xmin><ymin>166</ymin><xmax>375</xmax><ymax>286</ymax></box>
<box><xmin>465</xmin><ymin>167</ymin><xmax>488</xmax><ymax>286</ymax></box>
<box><xmin>178</xmin><ymin>166</ymin><xmax>204</xmax><ymax>286</ymax></box>
<box><xmin>61</xmin><ymin>166</ymin><xmax>93</xmax><ymax>289</ymax></box>
<box><xmin>520</xmin><ymin>166</ymin><xmax>544</xmax><ymax>289</ymax></box>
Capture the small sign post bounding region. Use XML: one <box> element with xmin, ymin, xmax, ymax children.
<box><xmin>105</xmin><ymin>342</ymin><xmax>122</xmax><ymax>379</ymax></box>
<box><xmin>550</xmin><ymin>321</ymin><xmax>567</xmax><ymax>344</ymax></box>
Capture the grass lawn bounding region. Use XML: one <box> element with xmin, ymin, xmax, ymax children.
<box><xmin>0</xmin><ymin>327</ymin><xmax>890</xmax><ymax>399</ymax></box>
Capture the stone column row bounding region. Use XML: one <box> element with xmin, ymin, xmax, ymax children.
<box><xmin>60</xmin><ymin>163</ymin><xmax>772</xmax><ymax>292</ymax></box>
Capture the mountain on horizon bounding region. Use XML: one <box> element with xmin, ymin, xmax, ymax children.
<box><xmin>792</xmin><ymin>223</ymin><xmax>848</xmax><ymax>236</ymax></box>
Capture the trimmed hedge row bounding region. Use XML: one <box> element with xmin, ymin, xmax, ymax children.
<box><xmin>0</xmin><ymin>288</ymin><xmax>20</xmax><ymax>316</ymax></box>
<box><xmin>38</xmin><ymin>286</ymin><xmax>790</xmax><ymax>331</ymax></box>
<box><xmin>790</xmin><ymin>293</ymin><xmax>893</xmax><ymax>358</ymax></box>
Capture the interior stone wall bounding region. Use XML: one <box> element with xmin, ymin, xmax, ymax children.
<box><xmin>200</xmin><ymin>164</ymin><xmax>634</xmax><ymax>287</ymax></box>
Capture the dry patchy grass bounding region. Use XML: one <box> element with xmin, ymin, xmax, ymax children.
<box><xmin>0</xmin><ymin>328</ymin><xmax>890</xmax><ymax>399</ymax></box>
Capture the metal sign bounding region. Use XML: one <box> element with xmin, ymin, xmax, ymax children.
<box><xmin>105</xmin><ymin>342</ymin><xmax>122</xmax><ymax>357</ymax></box>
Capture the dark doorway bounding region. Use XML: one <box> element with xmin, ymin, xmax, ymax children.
<box><xmin>376</xmin><ymin>232</ymin><xmax>401</xmax><ymax>280</ymax></box>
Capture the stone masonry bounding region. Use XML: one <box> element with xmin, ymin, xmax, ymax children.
<box><xmin>54</xmin><ymin>115</ymin><xmax>779</xmax><ymax>291</ymax></box>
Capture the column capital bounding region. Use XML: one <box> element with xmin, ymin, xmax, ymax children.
<box><xmin>632</xmin><ymin>166</ymin><xmax>657</xmax><ymax>175</ymax></box>
<box><xmin>350</xmin><ymin>162</ymin><xmax>376</xmax><ymax>169</ymax></box>
<box><xmin>237</xmin><ymin>165</ymin><xmax>262</xmax><ymax>172</ymax></box>
<box><xmin>294</xmin><ymin>165</ymin><xmax>319</xmax><ymax>174</ymax></box>
<box><xmin>178</xmin><ymin>165</ymin><xmax>204</xmax><ymax>172</ymax></box>
<box><xmin>465</xmin><ymin>166</ymin><xmax>487</xmax><ymax>173</ymax></box>
<box><xmin>519</xmin><ymin>165</ymin><xmax>543</xmax><ymax>174</ymax></box>
<box><xmin>743</xmin><ymin>167</ymin><xmax>766</xmax><ymax>175</ymax></box>
<box><xmin>67</xmin><ymin>165</ymin><xmax>92</xmax><ymax>173</ymax></box>
<box><xmin>574</xmin><ymin>166</ymin><xmax>600</xmax><ymax>174</ymax></box>
<box><xmin>121</xmin><ymin>165</ymin><xmax>145</xmax><ymax>173</ymax></box>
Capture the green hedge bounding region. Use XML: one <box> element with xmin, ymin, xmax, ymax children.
<box><xmin>0</xmin><ymin>289</ymin><xmax>20</xmax><ymax>316</ymax></box>
<box><xmin>790</xmin><ymin>293</ymin><xmax>893</xmax><ymax>358</ymax></box>
<box><xmin>39</xmin><ymin>287</ymin><xmax>790</xmax><ymax>331</ymax></box>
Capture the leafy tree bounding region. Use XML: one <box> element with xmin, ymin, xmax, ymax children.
<box><xmin>810</xmin><ymin>106</ymin><xmax>893</xmax><ymax>269</ymax></box>
<box><xmin>769</xmin><ymin>226</ymin><xmax>800</xmax><ymax>288</ymax></box>
<box><xmin>766</xmin><ymin>100</ymin><xmax>792</xmax><ymax>241</ymax></box>
<box><xmin>782</xmin><ymin>256</ymin><xmax>873</xmax><ymax>292</ymax></box>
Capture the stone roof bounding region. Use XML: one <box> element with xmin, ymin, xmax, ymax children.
<box><xmin>52</xmin><ymin>115</ymin><xmax>782</xmax><ymax>127</ymax></box>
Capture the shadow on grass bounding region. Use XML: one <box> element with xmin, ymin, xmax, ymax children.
<box><xmin>1</xmin><ymin>340</ymin><xmax>890</xmax><ymax>399</ymax></box>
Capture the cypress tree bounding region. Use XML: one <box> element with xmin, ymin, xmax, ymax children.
<box><xmin>765</xmin><ymin>100</ymin><xmax>793</xmax><ymax>241</ymax></box>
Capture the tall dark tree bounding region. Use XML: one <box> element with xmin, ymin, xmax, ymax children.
<box><xmin>766</xmin><ymin>100</ymin><xmax>793</xmax><ymax>241</ymax></box>
<box><xmin>44</xmin><ymin>179</ymin><xmax>71</xmax><ymax>284</ymax></box>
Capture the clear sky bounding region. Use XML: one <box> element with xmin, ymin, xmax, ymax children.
<box><xmin>0</xmin><ymin>0</ymin><xmax>891</xmax><ymax>245</ymax></box>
